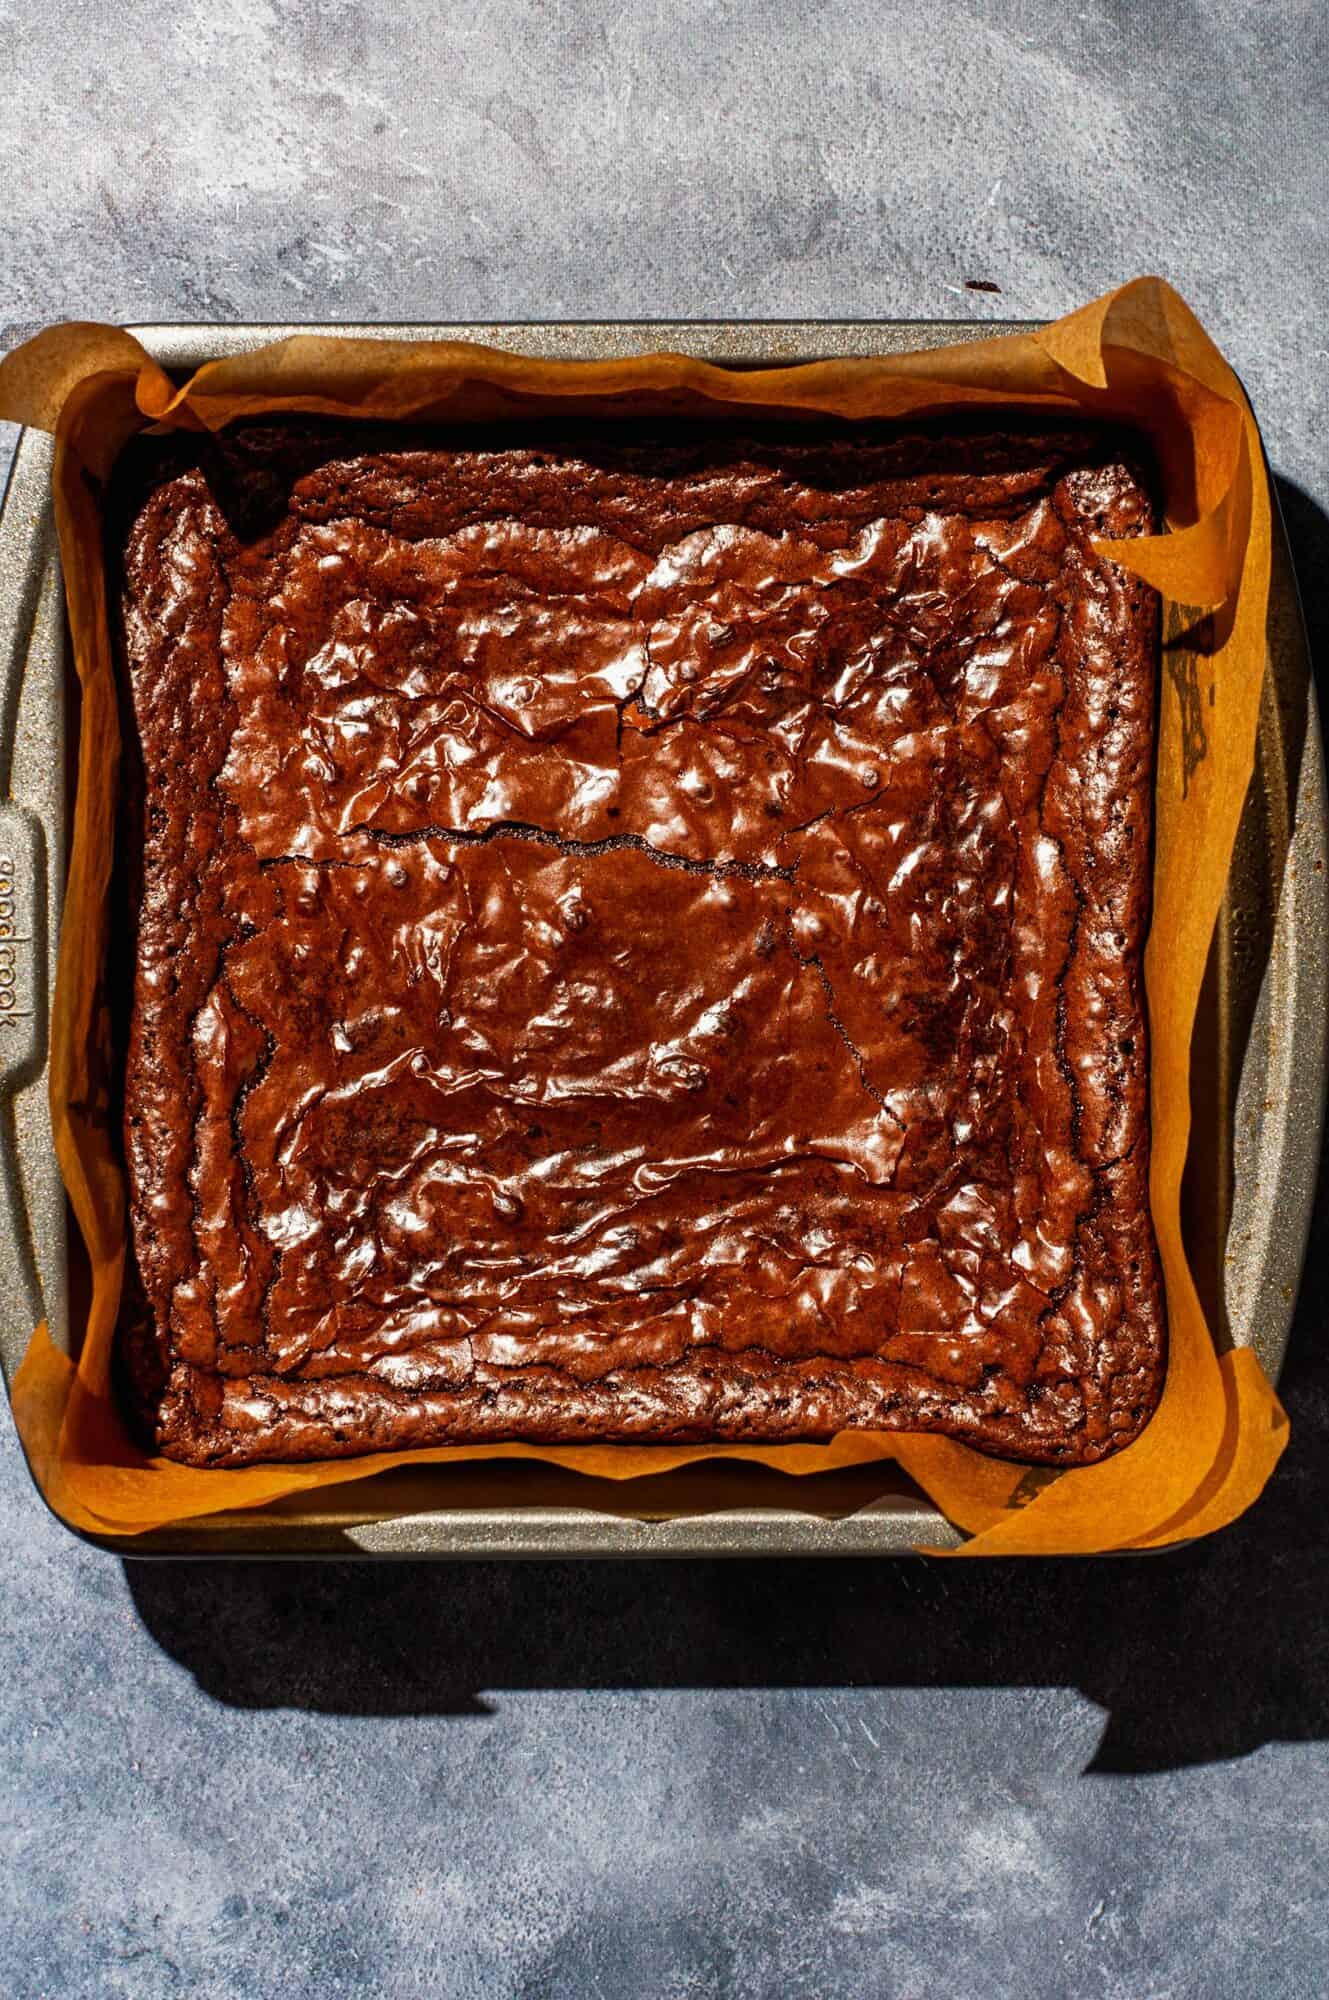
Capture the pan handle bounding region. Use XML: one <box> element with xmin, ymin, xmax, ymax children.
<box><xmin>0</xmin><ymin>802</ymin><xmax>48</xmax><ymax>1373</ymax></box>
<box><xmin>0</xmin><ymin>803</ymin><xmax>44</xmax><ymax>1094</ymax></box>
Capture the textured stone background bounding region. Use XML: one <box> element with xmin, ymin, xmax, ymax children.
<box><xmin>3</xmin><ymin>3</ymin><xmax>1329</xmax><ymax>1995</ymax></box>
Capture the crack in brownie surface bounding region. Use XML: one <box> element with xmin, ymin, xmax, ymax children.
<box><xmin>112</xmin><ymin>421</ymin><xmax>1165</xmax><ymax>1465</ymax></box>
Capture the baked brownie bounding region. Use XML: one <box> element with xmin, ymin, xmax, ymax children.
<box><xmin>109</xmin><ymin>419</ymin><xmax>1165</xmax><ymax>1467</ymax></box>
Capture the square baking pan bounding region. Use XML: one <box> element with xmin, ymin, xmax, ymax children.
<box><xmin>0</xmin><ymin>318</ymin><xmax>1323</xmax><ymax>1556</ymax></box>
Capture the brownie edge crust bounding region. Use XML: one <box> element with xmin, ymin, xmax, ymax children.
<box><xmin>111</xmin><ymin>420</ymin><xmax>1166</xmax><ymax>1469</ymax></box>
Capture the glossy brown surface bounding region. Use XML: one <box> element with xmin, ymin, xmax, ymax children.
<box><xmin>111</xmin><ymin>421</ymin><xmax>1164</xmax><ymax>1466</ymax></box>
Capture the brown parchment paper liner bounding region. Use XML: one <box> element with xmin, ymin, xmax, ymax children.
<box><xmin>0</xmin><ymin>279</ymin><xmax>1290</xmax><ymax>1551</ymax></box>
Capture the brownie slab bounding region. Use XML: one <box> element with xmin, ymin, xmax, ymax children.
<box><xmin>111</xmin><ymin>420</ymin><xmax>1165</xmax><ymax>1466</ymax></box>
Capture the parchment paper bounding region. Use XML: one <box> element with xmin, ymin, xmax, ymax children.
<box><xmin>0</xmin><ymin>279</ymin><xmax>1288</xmax><ymax>1551</ymax></box>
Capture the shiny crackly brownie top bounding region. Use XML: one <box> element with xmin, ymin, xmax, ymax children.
<box><xmin>111</xmin><ymin>419</ymin><xmax>1164</xmax><ymax>1467</ymax></box>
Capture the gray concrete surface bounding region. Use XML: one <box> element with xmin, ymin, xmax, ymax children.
<box><xmin>3</xmin><ymin>2</ymin><xmax>1329</xmax><ymax>1995</ymax></box>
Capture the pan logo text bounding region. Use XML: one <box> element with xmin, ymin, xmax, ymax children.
<box><xmin>0</xmin><ymin>857</ymin><xmax>20</xmax><ymax>1020</ymax></box>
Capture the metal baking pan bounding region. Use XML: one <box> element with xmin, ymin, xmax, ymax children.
<box><xmin>0</xmin><ymin>319</ymin><xmax>1323</xmax><ymax>1556</ymax></box>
